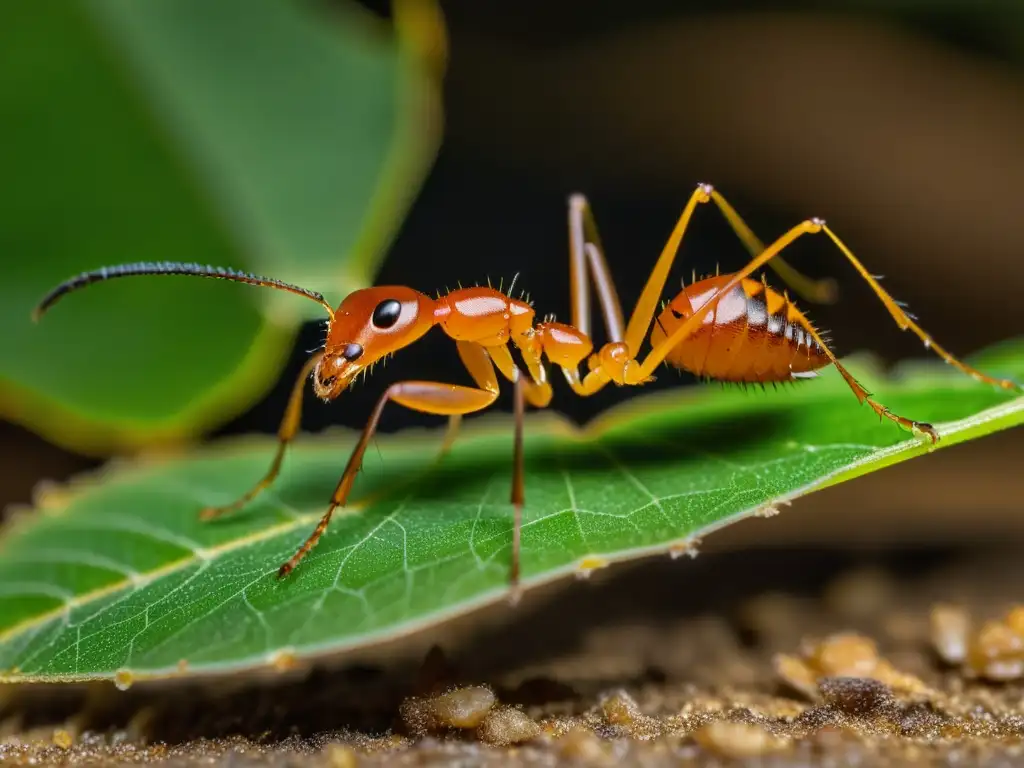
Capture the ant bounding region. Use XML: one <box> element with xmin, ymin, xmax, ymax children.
<box><xmin>34</xmin><ymin>184</ymin><xmax>1020</xmax><ymax>597</ymax></box>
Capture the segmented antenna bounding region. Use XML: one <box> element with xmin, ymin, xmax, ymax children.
<box><xmin>32</xmin><ymin>261</ymin><xmax>335</xmax><ymax>321</ymax></box>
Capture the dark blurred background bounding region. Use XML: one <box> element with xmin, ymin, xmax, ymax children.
<box><xmin>3</xmin><ymin>0</ymin><xmax>1023</xmax><ymax>549</ymax></box>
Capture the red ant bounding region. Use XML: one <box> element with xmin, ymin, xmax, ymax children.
<box><xmin>34</xmin><ymin>184</ymin><xmax>1019</xmax><ymax>596</ymax></box>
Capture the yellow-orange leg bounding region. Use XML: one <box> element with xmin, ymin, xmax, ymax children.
<box><xmin>705</xmin><ymin>188</ymin><xmax>838</xmax><ymax>304</ymax></box>
<box><xmin>621</xmin><ymin>183</ymin><xmax>836</xmax><ymax>358</ymax></box>
<box><xmin>634</xmin><ymin>218</ymin><xmax>1020</xmax><ymax>438</ymax></box>
<box><xmin>817</xmin><ymin>226</ymin><xmax>1019</xmax><ymax>392</ymax></box>
<box><xmin>509</xmin><ymin>373</ymin><xmax>526</xmax><ymax>602</ymax></box>
<box><xmin>200</xmin><ymin>353</ymin><xmax>322</xmax><ymax>521</ymax></box>
<box><xmin>570</xmin><ymin>190</ymin><xmax>834</xmax><ymax>357</ymax></box>
<box><xmin>568</xmin><ymin>194</ymin><xmax>627</xmax><ymax>342</ymax></box>
<box><xmin>277</xmin><ymin>341</ymin><xmax>543</xmax><ymax>591</ymax></box>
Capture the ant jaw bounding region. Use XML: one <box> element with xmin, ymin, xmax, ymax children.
<box><xmin>313</xmin><ymin>355</ymin><xmax>361</xmax><ymax>400</ymax></box>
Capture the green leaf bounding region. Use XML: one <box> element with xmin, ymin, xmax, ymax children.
<box><xmin>0</xmin><ymin>340</ymin><xmax>1021</xmax><ymax>683</ymax></box>
<box><xmin>0</xmin><ymin>0</ymin><xmax>442</xmax><ymax>453</ymax></box>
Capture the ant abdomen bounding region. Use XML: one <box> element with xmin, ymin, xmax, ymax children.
<box><xmin>652</xmin><ymin>275</ymin><xmax>830</xmax><ymax>383</ymax></box>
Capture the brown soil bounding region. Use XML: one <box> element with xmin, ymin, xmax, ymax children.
<box><xmin>5</xmin><ymin>546</ymin><xmax>1024</xmax><ymax>767</ymax></box>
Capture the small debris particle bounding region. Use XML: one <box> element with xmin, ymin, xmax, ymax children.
<box><xmin>775</xmin><ymin>632</ymin><xmax>931</xmax><ymax>700</ymax></box>
<box><xmin>753</xmin><ymin>500</ymin><xmax>789</xmax><ymax>518</ymax></box>
<box><xmin>52</xmin><ymin>729</ymin><xmax>73</xmax><ymax>749</ymax></box>
<box><xmin>931</xmin><ymin>604</ymin><xmax>970</xmax><ymax>665</ymax></box>
<box><xmin>400</xmin><ymin>684</ymin><xmax>497</xmax><ymax>734</ymax></box>
<box><xmin>815</xmin><ymin>633</ymin><xmax>878</xmax><ymax>677</ymax></box>
<box><xmin>669</xmin><ymin>538</ymin><xmax>701</xmax><ymax>559</ymax></box>
<box><xmin>431</xmin><ymin>685</ymin><xmax>496</xmax><ymax>728</ymax></box>
<box><xmin>967</xmin><ymin>616</ymin><xmax>1024</xmax><ymax>681</ymax></box>
<box><xmin>818</xmin><ymin>676</ymin><xmax>896</xmax><ymax>717</ymax></box>
<box><xmin>774</xmin><ymin>653</ymin><xmax>821</xmax><ymax>700</ymax></box>
<box><xmin>113</xmin><ymin>669</ymin><xmax>134</xmax><ymax>691</ymax></box>
<box><xmin>576</xmin><ymin>556</ymin><xmax>609</xmax><ymax>577</ymax></box>
<box><xmin>476</xmin><ymin>705</ymin><xmax>541</xmax><ymax>746</ymax></box>
<box><xmin>269</xmin><ymin>649</ymin><xmax>298</xmax><ymax>673</ymax></box>
<box><xmin>693</xmin><ymin>720</ymin><xmax>788</xmax><ymax>758</ymax></box>
<box><xmin>601</xmin><ymin>689</ymin><xmax>640</xmax><ymax>726</ymax></box>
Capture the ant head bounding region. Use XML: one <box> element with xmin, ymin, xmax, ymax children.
<box><xmin>30</xmin><ymin>262</ymin><xmax>439</xmax><ymax>403</ymax></box>
<box><xmin>314</xmin><ymin>286</ymin><xmax>434</xmax><ymax>400</ymax></box>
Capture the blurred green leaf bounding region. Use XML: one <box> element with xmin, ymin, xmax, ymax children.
<box><xmin>0</xmin><ymin>0</ymin><xmax>442</xmax><ymax>453</ymax></box>
<box><xmin>0</xmin><ymin>340</ymin><xmax>1020</xmax><ymax>683</ymax></box>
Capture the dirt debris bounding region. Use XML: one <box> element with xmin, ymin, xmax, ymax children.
<box><xmin>399</xmin><ymin>685</ymin><xmax>496</xmax><ymax>734</ymax></box>
<box><xmin>476</xmin><ymin>705</ymin><xmax>541</xmax><ymax>746</ymax></box>
<box><xmin>5</xmin><ymin>552</ymin><xmax>1024</xmax><ymax>765</ymax></box>
<box><xmin>693</xmin><ymin>720</ymin><xmax>790</xmax><ymax>759</ymax></box>
<box><xmin>774</xmin><ymin>632</ymin><xmax>934</xmax><ymax>700</ymax></box>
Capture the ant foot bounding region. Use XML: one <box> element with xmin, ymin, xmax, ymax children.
<box><xmin>913</xmin><ymin>421</ymin><xmax>939</xmax><ymax>444</ymax></box>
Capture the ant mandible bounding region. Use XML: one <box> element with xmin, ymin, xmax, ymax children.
<box><xmin>34</xmin><ymin>184</ymin><xmax>1020</xmax><ymax>597</ymax></box>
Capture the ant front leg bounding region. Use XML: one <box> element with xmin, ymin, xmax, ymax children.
<box><xmin>278</xmin><ymin>341</ymin><xmax>535</xmax><ymax>595</ymax></box>
<box><xmin>276</xmin><ymin>377</ymin><xmax>499</xmax><ymax>579</ymax></box>
<box><xmin>200</xmin><ymin>352</ymin><xmax>322</xmax><ymax>521</ymax></box>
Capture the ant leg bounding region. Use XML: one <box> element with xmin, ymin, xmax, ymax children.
<box><xmin>438</xmin><ymin>414</ymin><xmax>463</xmax><ymax>456</ymax></box>
<box><xmin>570</xmin><ymin>189</ymin><xmax>833</xmax><ymax>355</ymax></box>
<box><xmin>705</xmin><ymin>187</ymin><xmax>838</xmax><ymax>304</ymax></box>
<box><xmin>200</xmin><ymin>353</ymin><xmax>321</xmax><ymax>521</ymax></box>
<box><xmin>817</xmin><ymin>225</ymin><xmax>1020</xmax><ymax>392</ymax></box>
<box><xmin>614</xmin><ymin>183</ymin><xmax>838</xmax><ymax>358</ymax></box>
<box><xmin>279</xmin><ymin>342</ymin><xmax>532</xmax><ymax>590</ymax></box>
<box><xmin>485</xmin><ymin>343</ymin><xmax>540</xmax><ymax>601</ymax></box>
<box><xmin>555</xmin><ymin>185</ymin><xmax>716</xmax><ymax>399</ymax></box>
<box><xmin>488</xmin><ymin>343</ymin><xmax>552</xmax><ymax>408</ymax></box>
<box><xmin>510</xmin><ymin>373</ymin><xmax>526</xmax><ymax>602</ymax></box>
<box><xmin>568</xmin><ymin>194</ymin><xmax>626</xmax><ymax>342</ymax></box>
<box><xmin>798</xmin><ymin>334</ymin><xmax>940</xmax><ymax>442</ymax></box>
<box><xmin>277</xmin><ymin>376</ymin><xmax>498</xmax><ymax>579</ymax></box>
<box><xmin>622</xmin><ymin>184</ymin><xmax>715</xmax><ymax>354</ymax></box>
<box><xmin>633</xmin><ymin>218</ymin><xmax>1003</xmax><ymax>441</ymax></box>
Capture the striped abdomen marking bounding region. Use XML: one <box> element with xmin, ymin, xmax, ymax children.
<box><xmin>650</xmin><ymin>275</ymin><xmax>831</xmax><ymax>383</ymax></box>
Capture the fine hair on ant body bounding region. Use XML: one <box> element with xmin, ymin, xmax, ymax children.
<box><xmin>34</xmin><ymin>183</ymin><xmax>1020</xmax><ymax>599</ymax></box>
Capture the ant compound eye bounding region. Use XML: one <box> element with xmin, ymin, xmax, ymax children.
<box><xmin>342</xmin><ymin>342</ymin><xmax>363</xmax><ymax>361</ymax></box>
<box><xmin>371</xmin><ymin>299</ymin><xmax>402</xmax><ymax>329</ymax></box>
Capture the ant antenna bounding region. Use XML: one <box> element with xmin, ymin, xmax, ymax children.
<box><xmin>32</xmin><ymin>261</ymin><xmax>336</xmax><ymax>322</ymax></box>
